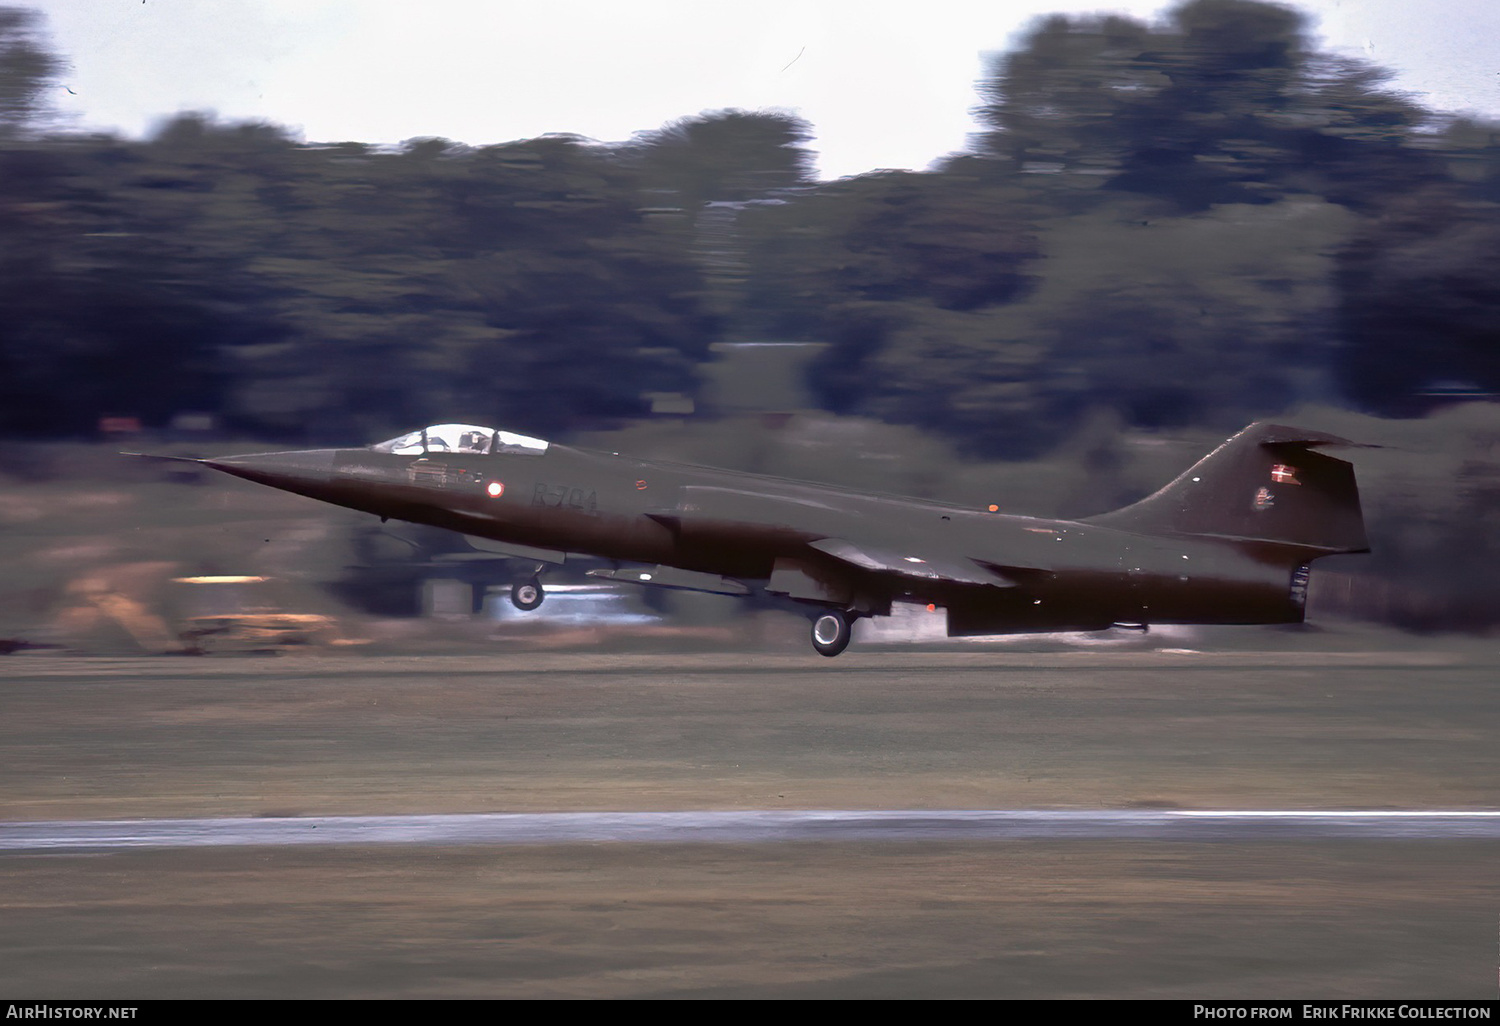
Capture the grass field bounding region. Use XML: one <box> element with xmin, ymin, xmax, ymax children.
<box><xmin>2</xmin><ymin>651</ymin><xmax>1496</xmax><ymax>998</ymax></box>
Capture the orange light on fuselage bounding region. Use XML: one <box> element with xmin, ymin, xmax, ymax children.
<box><xmin>486</xmin><ymin>481</ymin><xmax>505</xmax><ymax>498</ymax></box>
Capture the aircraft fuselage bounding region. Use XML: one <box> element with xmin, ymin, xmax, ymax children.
<box><xmin>206</xmin><ymin>439</ymin><xmax>1314</xmax><ymax>638</ymax></box>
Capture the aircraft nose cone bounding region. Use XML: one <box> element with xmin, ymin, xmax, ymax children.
<box><xmin>204</xmin><ymin>449</ymin><xmax>337</xmax><ymax>488</ymax></box>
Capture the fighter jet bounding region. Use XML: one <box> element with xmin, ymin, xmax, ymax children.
<box><xmin>134</xmin><ymin>420</ymin><xmax>1369</xmax><ymax>656</ymax></box>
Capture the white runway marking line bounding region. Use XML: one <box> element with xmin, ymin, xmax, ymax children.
<box><xmin>1176</xmin><ymin>816</ymin><xmax>1500</xmax><ymax>822</ymax></box>
<box><xmin>4</xmin><ymin>810</ymin><xmax>1500</xmax><ymax>852</ymax></box>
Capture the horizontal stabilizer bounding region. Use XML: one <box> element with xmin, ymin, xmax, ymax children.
<box><xmin>1248</xmin><ymin>425</ymin><xmax>1362</xmax><ymax>448</ymax></box>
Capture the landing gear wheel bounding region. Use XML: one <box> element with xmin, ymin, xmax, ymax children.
<box><xmin>810</xmin><ymin>609</ymin><xmax>853</xmax><ymax>658</ymax></box>
<box><xmin>510</xmin><ymin>579</ymin><xmax>544</xmax><ymax>611</ymax></box>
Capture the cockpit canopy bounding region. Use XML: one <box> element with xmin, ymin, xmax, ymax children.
<box><xmin>370</xmin><ymin>423</ymin><xmax>549</xmax><ymax>456</ymax></box>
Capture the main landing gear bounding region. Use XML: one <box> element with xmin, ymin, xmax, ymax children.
<box><xmin>510</xmin><ymin>578</ymin><xmax>545</xmax><ymax>611</ymax></box>
<box><xmin>810</xmin><ymin>609</ymin><xmax>855</xmax><ymax>658</ymax></box>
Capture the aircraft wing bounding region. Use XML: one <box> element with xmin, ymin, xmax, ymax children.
<box><xmin>461</xmin><ymin>536</ymin><xmax>567</xmax><ymax>564</ymax></box>
<box><xmin>647</xmin><ymin>484</ymin><xmax>1043</xmax><ymax>591</ymax></box>
<box><xmin>807</xmin><ymin>537</ymin><xmax>1018</xmax><ymax>588</ymax></box>
<box><xmin>646</xmin><ymin>486</ymin><xmax>845</xmax><ymax>531</ymax></box>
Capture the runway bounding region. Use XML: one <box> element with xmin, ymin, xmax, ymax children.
<box><xmin>7</xmin><ymin>808</ymin><xmax>1500</xmax><ymax>852</ymax></box>
<box><xmin>5</xmin><ymin>645</ymin><xmax>1499</xmax><ymax>997</ymax></box>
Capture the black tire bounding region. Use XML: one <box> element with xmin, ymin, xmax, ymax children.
<box><xmin>510</xmin><ymin>579</ymin><xmax>544</xmax><ymax>611</ymax></box>
<box><xmin>810</xmin><ymin>609</ymin><xmax>853</xmax><ymax>658</ymax></box>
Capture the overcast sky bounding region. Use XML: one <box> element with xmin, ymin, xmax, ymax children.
<box><xmin>34</xmin><ymin>0</ymin><xmax>1500</xmax><ymax>180</ymax></box>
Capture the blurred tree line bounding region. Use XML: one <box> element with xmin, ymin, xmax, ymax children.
<box><xmin>0</xmin><ymin>0</ymin><xmax>1497</xmax><ymax>458</ymax></box>
<box><xmin>738</xmin><ymin>0</ymin><xmax>1499</xmax><ymax>455</ymax></box>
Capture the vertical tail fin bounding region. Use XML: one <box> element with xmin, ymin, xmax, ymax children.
<box><xmin>1086</xmin><ymin>423</ymin><xmax>1370</xmax><ymax>555</ymax></box>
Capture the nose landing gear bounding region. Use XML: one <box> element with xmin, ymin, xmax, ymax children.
<box><xmin>510</xmin><ymin>578</ymin><xmax>545</xmax><ymax>611</ymax></box>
